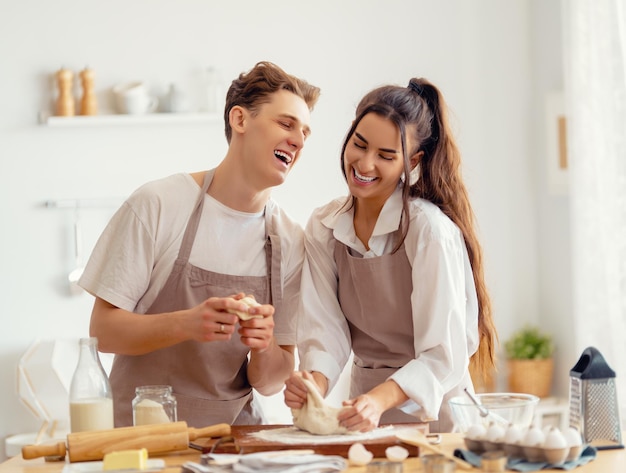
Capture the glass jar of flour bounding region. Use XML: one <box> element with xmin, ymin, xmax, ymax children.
<box><xmin>132</xmin><ymin>385</ymin><xmax>177</xmax><ymax>426</ymax></box>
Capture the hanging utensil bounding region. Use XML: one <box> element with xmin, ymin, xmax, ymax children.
<box><xmin>68</xmin><ymin>210</ymin><xmax>84</xmax><ymax>294</ymax></box>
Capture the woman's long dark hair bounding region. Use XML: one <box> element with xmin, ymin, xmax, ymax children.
<box><xmin>340</xmin><ymin>79</ymin><xmax>497</xmax><ymax>378</ymax></box>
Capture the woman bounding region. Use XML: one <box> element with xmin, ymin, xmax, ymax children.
<box><xmin>284</xmin><ymin>78</ymin><xmax>497</xmax><ymax>433</ymax></box>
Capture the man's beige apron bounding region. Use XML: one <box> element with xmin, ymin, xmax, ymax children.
<box><xmin>334</xmin><ymin>236</ymin><xmax>471</xmax><ymax>432</ymax></box>
<box><xmin>109</xmin><ymin>170</ymin><xmax>283</xmax><ymax>427</ymax></box>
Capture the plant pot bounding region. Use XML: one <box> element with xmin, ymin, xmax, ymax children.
<box><xmin>507</xmin><ymin>358</ymin><xmax>554</xmax><ymax>398</ymax></box>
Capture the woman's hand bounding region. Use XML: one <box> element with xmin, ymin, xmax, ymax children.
<box><xmin>338</xmin><ymin>393</ymin><xmax>386</xmax><ymax>432</ymax></box>
<box><xmin>338</xmin><ymin>380</ymin><xmax>409</xmax><ymax>432</ymax></box>
<box><xmin>283</xmin><ymin>371</ymin><xmax>327</xmax><ymax>409</ymax></box>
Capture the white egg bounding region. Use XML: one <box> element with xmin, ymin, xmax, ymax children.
<box><xmin>523</xmin><ymin>425</ymin><xmax>545</xmax><ymax>447</ymax></box>
<box><xmin>486</xmin><ymin>422</ymin><xmax>506</xmax><ymax>442</ymax></box>
<box><xmin>544</xmin><ymin>427</ymin><xmax>568</xmax><ymax>449</ymax></box>
<box><xmin>563</xmin><ymin>427</ymin><xmax>583</xmax><ymax>447</ymax></box>
<box><xmin>467</xmin><ymin>423</ymin><xmax>487</xmax><ymax>440</ymax></box>
<box><xmin>385</xmin><ymin>445</ymin><xmax>409</xmax><ymax>462</ymax></box>
<box><xmin>348</xmin><ymin>442</ymin><xmax>373</xmax><ymax>466</ymax></box>
<box><xmin>504</xmin><ymin>424</ymin><xmax>523</xmax><ymax>444</ymax></box>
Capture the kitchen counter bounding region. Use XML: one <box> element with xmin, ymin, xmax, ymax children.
<box><xmin>1</xmin><ymin>433</ymin><xmax>624</xmax><ymax>472</ymax></box>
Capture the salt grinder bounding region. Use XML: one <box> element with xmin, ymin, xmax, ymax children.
<box><xmin>569</xmin><ymin>346</ymin><xmax>624</xmax><ymax>450</ymax></box>
<box><xmin>79</xmin><ymin>67</ymin><xmax>97</xmax><ymax>115</ymax></box>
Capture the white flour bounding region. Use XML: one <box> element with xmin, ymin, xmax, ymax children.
<box><xmin>248</xmin><ymin>425</ymin><xmax>416</xmax><ymax>445</ymax></box>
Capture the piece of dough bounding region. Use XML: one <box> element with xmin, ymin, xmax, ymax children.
<box><xmin>292</xmin><ymin>379</ymin><xmax>349</xmax><ymax>435</ymax></box>
<box><xmin>226</xmin><ymin>296</ymin><xmax>263</xmax><ymax>320</ymax></box>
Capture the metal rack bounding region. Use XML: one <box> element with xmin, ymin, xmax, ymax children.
<box><xmin>44</xmin><ymin>197</ymin><xmax>124</xmax><ymax>209</ymax></box>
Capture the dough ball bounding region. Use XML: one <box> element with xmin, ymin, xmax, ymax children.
<box><xmin>226</xmin><ymin>296</ymin><xmax>263</xmax><ymax>320</ymax></box>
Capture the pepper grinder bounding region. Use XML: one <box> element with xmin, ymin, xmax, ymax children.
<box><xmin>79</xmin><ymin>67</ymin><xmax>97</xmax><ymax>116</ymax></box>
<box><xmin>55</xmin><ymin>67</ymin><xmax>75</xmax><ymax>116</ymax></box>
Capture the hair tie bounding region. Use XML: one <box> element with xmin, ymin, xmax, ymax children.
<box><xmin>408</xmin><ymin>81</ymin><xmax>423</xmax><ymax>96</ymax></box>
<box><xmin>408</xmin><ymin>80</ymin><xmax>440</xmax><ymax>147</ymax></box>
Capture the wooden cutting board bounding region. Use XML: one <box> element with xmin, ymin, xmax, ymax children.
<box><xmin>190</xmin><ymin>424</ymin><xmax>428</xmax><ymax>458</ymax></box>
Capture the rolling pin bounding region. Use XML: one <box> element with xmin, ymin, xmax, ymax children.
<box><xmin>22</xmin><ymin>421</ymin><xmax>231</xmax><ymax>462</ymax></box>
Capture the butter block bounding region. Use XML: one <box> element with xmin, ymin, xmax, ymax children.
<box><xmin>103</xmin><ymin>448</ymin><xmax>148</xmax><ymax>471</ymax></box>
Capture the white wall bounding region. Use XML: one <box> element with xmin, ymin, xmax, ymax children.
<box><xmin>0</xmin><ymin>0</ymin><xmax>568</xmax><ymax>459</ymax></box>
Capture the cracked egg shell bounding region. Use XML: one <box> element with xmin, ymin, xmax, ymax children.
<box><xmin>385</xmin><ymin>445</ymin><xmax>409</xmax><ymax>462</ymax></box>
<box><xmin>348</xmin><ymin>443</ymin><xmax>373</xmax><ymax>466</ymax></box>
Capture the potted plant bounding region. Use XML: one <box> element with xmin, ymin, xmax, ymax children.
<box><xmin>504</xmin><ymin>325</ymin><xmax>555</xmax><ymax>398</ymax></box>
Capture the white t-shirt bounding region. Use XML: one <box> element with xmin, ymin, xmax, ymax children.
<box><xmin>297</xmin><ymin>185</ymin><xmax>479</xmax><ymax>419</ymax></box>
<box><xmin>79</xmin><ymin>172</ymin><xmax>304</xmax><ymax>344</ymax></box>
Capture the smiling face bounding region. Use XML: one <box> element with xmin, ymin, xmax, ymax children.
<box><xmin>239</xmin><ymin>89</ymin><xmax>312</xmax><ymax>188</ymax></box>
<box><xmin>344</xmin><ymin>112</ymin><xmax>414</xmax><ymax>208</ymax></box>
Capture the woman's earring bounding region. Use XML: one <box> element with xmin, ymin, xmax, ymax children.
<box><xmin>409</xmin><ymin>164</ymin><xmax>420</xmax><ymax>185</ymax></box>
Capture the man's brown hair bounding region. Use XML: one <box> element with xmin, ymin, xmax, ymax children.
<box><xmin>223</xmin><ymin>61</ymin><xmax>321</xmax><ymax>142</ymax></box>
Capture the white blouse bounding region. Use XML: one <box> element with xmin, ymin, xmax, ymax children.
<box><xmin>297</xmin><ymin>186</ymin><xmax>479</xmax><ymax>420</ymax></box>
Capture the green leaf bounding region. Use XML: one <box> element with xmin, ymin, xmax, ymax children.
<box><xmin>504</xmin><ymin>325</ymin><xmax>554</xmax><ymax>359</ymax></box>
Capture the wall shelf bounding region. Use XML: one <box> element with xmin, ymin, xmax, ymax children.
<box><xmin>38</xmin><ymin>111</ymin><xmax>221</xmax><ymax>127</ymax></box>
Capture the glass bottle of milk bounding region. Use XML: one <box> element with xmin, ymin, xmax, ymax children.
<box><xmin>69</xmin><ymin>337</ymin><xmax>114</xmax><ymax>432</ymax></box>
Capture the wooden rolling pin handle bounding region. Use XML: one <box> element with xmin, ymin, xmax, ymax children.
<box><xmin>22</xmin><ymin>442</ymin><xmax>67</xmax><ymax>460</ymax></box>
<box><xmin>188</xmin><ymin>423</ymin><xmax>231</xmax><ymax>440</ymax></box>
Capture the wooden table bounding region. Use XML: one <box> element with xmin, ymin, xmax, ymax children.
<box><xmin>2</xmin><ymin>433</ymin><xmax>624</xmax><ymax>472</ymax></box>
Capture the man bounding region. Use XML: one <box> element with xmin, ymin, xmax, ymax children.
<box><xmin>79</xmin><ymin>61</ymin><xmax>320</xmax><ymax>427</ymax></box>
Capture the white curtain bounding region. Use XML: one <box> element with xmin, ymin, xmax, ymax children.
<box><xmin>562</xmin><ymin>0</ymin><xmax>626</xmax><ymax>425</ymax></box>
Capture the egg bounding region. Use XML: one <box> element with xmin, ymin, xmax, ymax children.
<box><xmin>563</xmin><ymin>427</ymin><xmax>584</xmax><ymax>462</ymax></box>
<box><xmin>543</xmin><ymin>427</ymin><xmax>568</xmax><ymax>465</ymax></box>
<box><xmin>523</xmin><ymin>425</ymin><xmax>545</xmax><ymax>447</ymax></box>
<box><xmin>486</xmin><ymin>422</ymin><xmax>506</xmax><ymax>442</ymax></box>
<box><xmin>502</xmin><ymin>424</ymin><xmax>525</xmax><ymax>458</ymax></box>
<box><xmin>348</xmin><ymin>442</ymin><xmax>373</xmax><ymax>466</ymax></box>
<box><xmin>544</xmin><ymin>427</ymin><xmax>567</xmax><ymax>449</ymax></box>
<box><xmin>466</xmin><ymin>423</ymin><xmax>487</xmax><ymax>440</ymax></box>
<box><xmin>564</xmin><ymin>427</ymin><xmax>583</xmax><ymax>447</ymax></box>
<box><xmin>504</xmin><ymin>424</ymin><xmax>523</xmax><ymax>445</ymax></box>
<box><xmin>385</xmin><ymin>445</ymin><xmax>409</xmax><ymax>462</ymax></box>
<box><xmin>482</xmin><ymin>422</ymin><xmax>506</xmax><ymax>452</ymax></box>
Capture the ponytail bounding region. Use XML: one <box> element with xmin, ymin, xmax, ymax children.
<box><xmin>408</xmin><ymin>79</ymin><xmax>498</xmax><ymax>378</ymax></box>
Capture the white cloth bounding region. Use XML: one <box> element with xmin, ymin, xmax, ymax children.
<box><xmin>79</xmin><ymin>172</ymin><xmax>304</xmax><ymax>344</ymax></box>
<box><xmin>563</xmin><ymin>1</ymin><xmax>626</xmax><ymax>425</ymax></box>
<box><xmin>184</xmin><ymin>452</ymin><xmax>346</xmax><ymax>473</ymax></box>
<box><xmin>297</xmin><ymin>186</ymin><xmax>479</xmax><ymax>420</ymax></box>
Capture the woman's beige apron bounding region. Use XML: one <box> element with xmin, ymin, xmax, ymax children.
<box><xmin>334</xmin><ymin>237</ymin><xmax>471</xmax><ymax>433</ymax></box>
<box><xmin>109</xmin><ymin>170</ymin><xmax>283</xmax><ymax>427</ymax></box>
